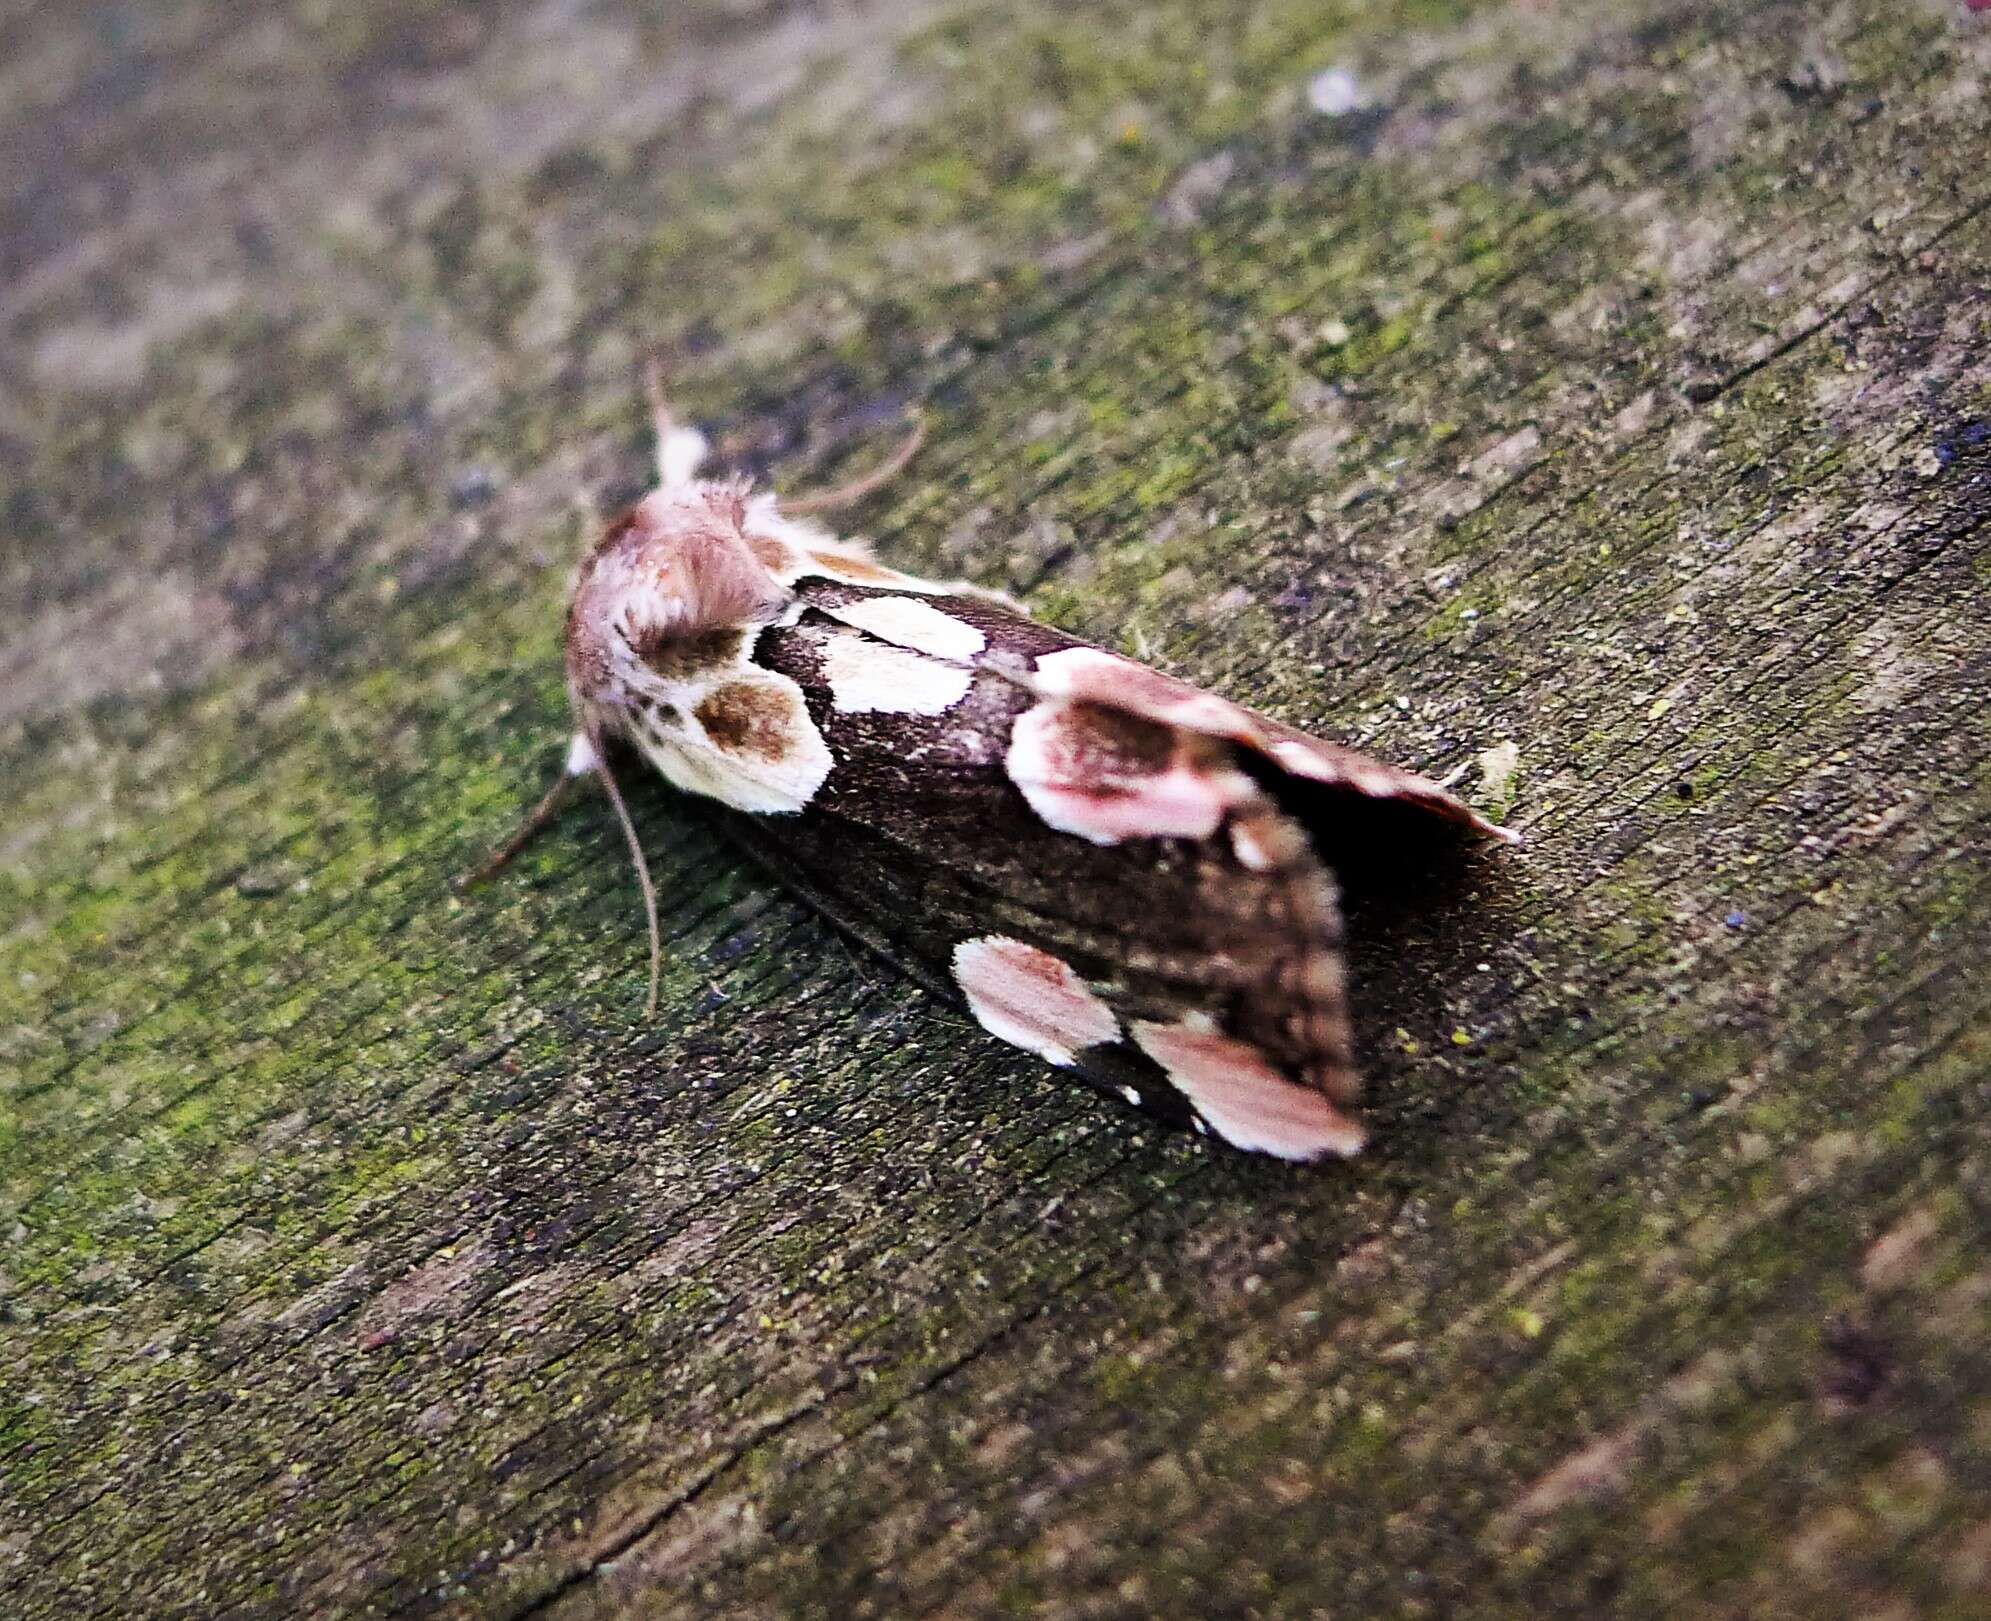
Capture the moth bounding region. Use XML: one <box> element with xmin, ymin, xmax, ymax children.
<box><xmin>471</xmin><ymin>367</ymin><xmax>1515</xmax><ymax>1161</ymax></box>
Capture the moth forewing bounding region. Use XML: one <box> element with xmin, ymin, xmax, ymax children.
<box><xmin>474</xmin><ymin>376</ymin><xmax>1514</xmax><ymax>1160</ymax></box>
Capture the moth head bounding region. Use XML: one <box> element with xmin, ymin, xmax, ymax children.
<box><xmin>564</xmin><ymin>480</ymin><xmax>790</xmax><ymax>709</ymax></box>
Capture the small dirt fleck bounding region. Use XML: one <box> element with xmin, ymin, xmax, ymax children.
<box><xmin>1819</xmin><ymin>1316</ymin><xmax>1895</xmax><ymax>1410</ymax></box>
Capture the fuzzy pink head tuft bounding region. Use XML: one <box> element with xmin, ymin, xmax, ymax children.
<box><xmin>566</xmin><ymin>488</ymin><xmax>790</xmax><ymax>706</ymax></box>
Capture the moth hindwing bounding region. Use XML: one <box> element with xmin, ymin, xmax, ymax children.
<box><xmin>479</xmin><ymin>376</ymin><xmax>1515</xmax><ymax>1162</ymax></box>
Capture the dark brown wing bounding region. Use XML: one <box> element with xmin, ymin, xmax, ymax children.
<box><xmin>712</xmin><ymin>598</ymin><xmax>1399</xmax><ymax>1158</ymax></box>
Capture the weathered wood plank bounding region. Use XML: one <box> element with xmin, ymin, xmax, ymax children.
<box><xmin>3</xmin><ymin>1</ymin><xmax>1988</xmax><ymax>1616</ymax></box>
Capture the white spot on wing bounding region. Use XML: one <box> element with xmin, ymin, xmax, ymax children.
<box><xmin>821</xmin><ymin>633</ymin><xmax>972</xmax><ymax>715</ymax></box>
<box><xmin>952</xmin><ymin>936</ymin><xmax>1120</xmax><ymax>1066</ymax></box>
<box><xmin>1230</xmin><ymin>820</ymin><xmax>1273</xmax><ymax>870</ymax></box>
<box><xmin>827</xmin><ymin>595</ymin><xmax>987</xmax><ymax>661</ymax></box>
<box><xmin>1120</xmin><ymin>1085</ymin><xmax>1141</xmax><ymax>1107</ymax></box>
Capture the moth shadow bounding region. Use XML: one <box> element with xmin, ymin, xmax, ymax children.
<box><xmin>1304</xmin><ymin>793</ymin><xmax>1526</xmax><ymax>1047</ymax></box>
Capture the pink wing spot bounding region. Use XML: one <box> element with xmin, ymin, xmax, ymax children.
<box><xmin>1033</xmin><ymin>647</ymin><xmax>1239</xmax><ymax>731</ymax></box>
<box><xmin>1033</xmin><ymin>650</ymin><xmax>1516</xmax><ymax>843</ymax></box>
<box><xmin>1269</xmin><ymin>736</ymin><xmax>1347</xmax><ymax>781</ymax></box>
<box><xmin>952</xmin><ymin>936</ymin><xmax>1120</xmax><ymax>1066</ymax></box>
<box><xmin>1132</xmin><ymin>1019</ymin><xmax>1366</xmax><ymax>1160</ymax></box>
<box><xmin>1006</xmin><ymin>700</ymin><xmax>1254</xmax><ymax>845</ymax></box>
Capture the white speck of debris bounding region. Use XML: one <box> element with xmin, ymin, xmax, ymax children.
<box><xmin>1160</xmin><ymin>149</ymin><xmax>1239</xmax><ymax>226</ymax></box>
<box><xmin>1478</xmin><ymin>740</ymin><xmax>1521</xmax><ymax>799</ymax></box>
<box><xmin>1308</xmin><ymin>66</ymin><xmax>1366</xmax><ymax>117</ymax></box>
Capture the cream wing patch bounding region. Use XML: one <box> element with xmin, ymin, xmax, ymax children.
<box><xmin>952</xmin><ymin>936</ymin><xmax>1120</xmax><ymax>1066</ymax></box>
<box><xmin>738</xmin><ymin>495</ymin><xmax>950</xmax><ymax>594</ymax></box>
<box><xmin>820</xmin><ymin>632</ymin><xmax>973</xmax><ymax>716</ymax></box>
<box><xmin>824</xmin><ymin>595</ymin><xmax>987</xmax><ymax>661</ymax></box>
<box><xmin>1131</xmin><ymin>1018</ymin><xmax>1366</xmax><ymax>1160</ymax></box>
<box><xmin>628</xmin><ymin>670</ymin><xmax>832</xmax><ymax>814</ymax></box>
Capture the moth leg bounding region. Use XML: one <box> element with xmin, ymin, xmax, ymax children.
<box><xmin>460</xmin><ymin>730</ymin><xmax>665</xmax><ymax>1016</ymax></box>
<box><xmin>457</xmin><ymin>732</ymin><xmax>598</xmax><ymax>887</ymax></box>
<box><xmin>644</xmin><ymin>352</ymin><xmax>710</xmax><ymax>488</ymax></box>
<box><xmin>782</xmin><ymin>412</ymin><xmax>926</xmax><ymax>515</ymax></box>
<box><xmin>585</xmin><ymin>729</ymin><xmax>665</xmax><ymax>1018</ymax></box>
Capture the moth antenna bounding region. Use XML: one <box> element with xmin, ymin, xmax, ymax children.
<box><xmin>589</xmin><ymin>727</ymin><xmax>665</xmax><ymax>1017</ymax></box>
<box><xmin>783</xmin><ymin>411</ymin><xmax>926</xmax><ymax>515</ymax></box>
<box><xmin>457</xmin><ymin>735</ymin><xmax>596</xmax><ymax>889</ymax></box>
<box><xmin>644</xmin><ymin>351</ymin><xmax>709</xmax><ymax>487</ymax></box>
<box><xmin>642</xmin><ymin>349</ymin><xmax>672</xmax><ymax>441</ymax></box>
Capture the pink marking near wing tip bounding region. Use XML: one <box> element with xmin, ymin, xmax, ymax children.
<box><xmin>1033</xmin><ymin>649</ymin><xmax>1518</xmax><ymax>843</ymax></box>
<box><xmin>1132</xmin><ymin>1019</ymin><xmax>1365</xmax><ymax>1160</ymax></box>
<box><xmin>1006</xmin><ymin>700</ymin><xmax>1253</xmax><ymax>845</ymax></box>
<box><xmin>1033</xmin><ymin>648</ymin><xmax>1238</xmax><ymax>730</ymax></box>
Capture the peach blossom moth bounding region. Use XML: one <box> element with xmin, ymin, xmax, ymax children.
<box><xmin>471</xmin><ymin>368</ymin><xmax>1516</xmax><ymax>1162</ymax></box>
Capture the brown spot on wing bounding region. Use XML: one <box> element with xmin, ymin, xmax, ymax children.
<box><xmin>1041</xmin><ymin>702</ymin><xmax>1177</xmax><ymax>777</ymax></box>
<box><xmin>696</xmin><ymin>681</ymin><xmax>807</xmax><ymax>761</ymax></box>
<box><xmin>749</xmin><ymin>534</ymin><xmax>802</xmax><ymax>572</ymax></box>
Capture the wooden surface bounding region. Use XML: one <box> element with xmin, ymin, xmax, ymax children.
<box><xmin>3</xmin><ymin>1</ymin><xmax>1990</xmax><ymax>1615</ymax></box>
